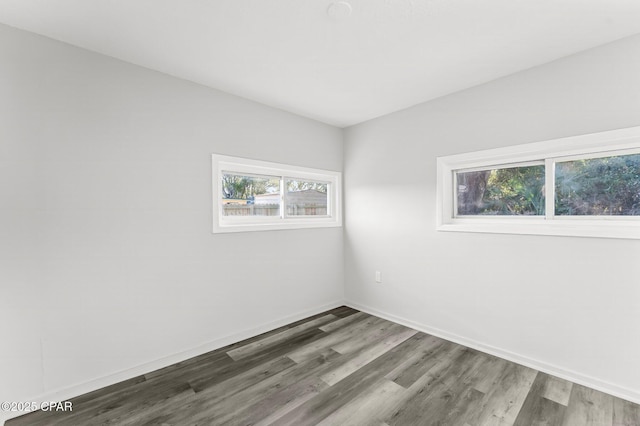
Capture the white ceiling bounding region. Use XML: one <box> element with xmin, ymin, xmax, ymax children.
<box><xmin>1</xmin><ymin>0</ymin><xmax>640</xmax><ymax>127</ymax></box>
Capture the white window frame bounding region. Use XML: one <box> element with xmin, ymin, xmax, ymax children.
<box><xmin>212</xmin><ymin>154</ymin><xmax>342</xmax><ymax>233</ymax></box>
<box><xmin>436</xmin><ymin>126</ymin><xmax>640</xmax><ymax>239</ymax></box>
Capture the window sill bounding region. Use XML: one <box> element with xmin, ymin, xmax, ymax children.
<box><xmin>437</xmin><ymin>218</ymin><xmax>640</xmax><ymax>239</ymax></box>
<box><xmin>214</xmin><ymin>219</ymin><xmax>342</xmax><ymax>233</ymax></box>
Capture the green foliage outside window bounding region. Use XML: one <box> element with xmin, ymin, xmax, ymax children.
<box><xmin>555</xmin><ymin>154</ymin><xmax>640</xmax><ymax>215</ymax></box>
<box><xmin>222</xmin><ymin>174</ymin><xmax>279</xmax><ymax>199</ymax></box>
<box><xmin>287</xmin><ymin>180</ymin><xmax>327</xmax><ymax>193</ymax></box>
<box><xmin>456</xmin><ymin>153</ymin><xmax>640</xmax><ymax>217</ymax></box>
<box><xmin>457</xmin><ymin>165</ymin><xmax>545</xmax><ymax>215</ymax></box>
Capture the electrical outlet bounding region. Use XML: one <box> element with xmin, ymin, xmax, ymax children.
<box><xmin>375</xmin><ymin>271</ymin><xmax>382</xmax><ymax>283</ymax></box>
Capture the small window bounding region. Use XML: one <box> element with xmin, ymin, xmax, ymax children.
<box><xmin>437</xmin><ymin>126</ymin><xmax>640</xmax><ymax>239</ymax></box>
<box><xmin>212</xmin><ymin>155</ymin><xmax>341</xmax><ymax>233</ymax></box>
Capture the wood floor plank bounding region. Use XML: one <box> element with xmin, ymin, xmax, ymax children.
<box><xmin>279</xmin><ymin>306</ymin><xmax>352</xmax><ymax>332</ymax></box>
<box><xmin>328</xmin><ymin>305</ymin><xmax>360</xmax><ymax>318</ymax></box>
<box><xmin>438</xmin><ymin>386</ymin><xmax>486</xmax><ymax>426</ymax></box>
<box><xmin>8</xmin><ymin>307</ymin><xmax>639</xmax><ymax>426</ymax></box>
<box><xmin>68</xmin><ymin>374</ymin><xmax>149</xmax><ymax>404</ymax></box>
<box><xmin>90</xmin><ymin>385</ymin><xmax>196</xmax><ymax>426</ymax></box>
<box><xmin>414</xmin><ymin>352</ymin><xmax>496</xmax><ymax>425</ymax></box>
<box><xmin>196</xmin><ymin>352</ymin><xmax>338</xmax><ymax>425</ymax></box>
<box><xmin>613</xmin><ymin>397</ymin><xmax>640</xmax><ymax>426</ymax></box>
<box><xmin>561</xmin><ymin>384</ymin><xmax>614</xmax><ymax>426</ymax></box>
<box><xmin>188</xmin><ymin>326</ymin><xmax>327</xmax><ymax>392</ymax></box>
<box><xmin>540</xmin><ymin>374</ymin><xmax>573</xmax><ymax>407</ymax></box>
<box><xmin>384</xmin><ymin>346</ymin><xmax>482</xmax><ymax>425</ymax></box>
<box><xmin>229</xmin><ymin>375</ymin><xmax>328</xmax><ymax>426</ymax></box>
<box><xmin>318</xmin><ymin>310</ymin><xmax>369</xmax><ymax>332</ymax></box>
<box><xmin>320</xmin><ymin>326</ymin><xmax>418</xmax><ymax>386</ymax></box>
<box><xmin>149</xmin><ymin>350</ymin><xmax>338</xmax><ymax>426</ymax></box>
<box><xmin>513</xmin><ymin>373</ymin><xmax>566</xmax><ymax>426</ymax></box>
<box><xmin>34</xmin><ymin>379</ymin><xmax>193</xmax><ymax>426</ymax></box>
<box><xmin>274</xmin><ymin>333</ymin><xmax>433</xmax><ymax>426</ymax></box>
<box><xmin>10</xmin><ymin>374</ymin><xmax>150</xmax><ymax>426</ymax></box>
<box><xmin>139</xmin><ymin>352</ymin><xmax>235</xmax><ymax>389</ymax></box>
<box><xmin>141</xmin><ymin>356</ymin><xmax>301</xmax><ymax>424</ymax></box>
<box><xmin>385</xmin><ymin>334</ymin><xmax>455</xmax><ymax>389</ymax></box>
<box><xmin>286</xmin><ymin>313</ymin><xmax>380</xmax><ymax>363</ymax></box>
<box><xmin>143</xmin><ymin>348</ymin><xmax>233</xmax><ymax>381</ymax></box>
<box><xmin>315</xmin><ymin>378</ymin><xmax>406</xmax><ymax>426</ymax></box>
<box><xmin>464</xmin><ymin>362</ymin><xmax>538</xmax><ymax>426</ymax></box>
<box><xmin>517</xmin><ymin>396</ymin><xmax>565</xmax><ymax>426</ymax></box>
<box><xmin>225</xmin><ymin>313</ymin><xmax>337</xmax><ymax>360</ymax></box>
<box><xmin>330</xmin><ymin>318</ymin><xmax>405</xmax><ymax>355</ymax></box>
<box><xmin>473</xmin><ymin>356</ymin><xmax>511</xmax><ymax>394</ymax></box>
<box><xmin>252</xmin><ymin>385</ymin><xmax>325</xmax><ymax>426</ymax></box>
<box><xmin>188</xmin><ymin>354</ymin><xmax>297</xmax><ymax>403</ymax></box>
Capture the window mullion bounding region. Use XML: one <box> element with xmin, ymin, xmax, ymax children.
<box><xmin>280</xmin><ymin>176</ymin><xmax>285</xmax><ymax>219</ymax></box>
<box><xmin>452</xmin><ymin>171</ymin><xmax>459</xmax><ymax>218</ymax></box>
<box><xmin>545</xmin><ymin>158</ymin><xmax>555</xmax><ymax>220</ymax></box>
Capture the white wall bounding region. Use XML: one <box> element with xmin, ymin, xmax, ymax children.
<box><xmin>344</xmin><ymin>34</ymin><xmax>640</xmax><ymax>402</ymax></box>
<box><xmin>0</xmin><ymin>23</ymin><xmax>343</xmax><ymax>408</ymax></box>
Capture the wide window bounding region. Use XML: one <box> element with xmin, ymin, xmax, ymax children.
<box><xmin>437</xmin><ymin>126</ymin><xmax>640</xmax><ymax>239</ymax></box>
<box><xmin>212</xmin><ymin>155</ymin><xmax>342</xmax><ymax>233</ymax></box>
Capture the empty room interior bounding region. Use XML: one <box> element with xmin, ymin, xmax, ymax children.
<box><xmin>2</xmin><ymin>1</ymin><xmax>640</xmax><ymax>425</ymax></box>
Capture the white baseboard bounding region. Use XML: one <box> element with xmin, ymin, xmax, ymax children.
<box><xmin>2</xmin><ymin>300</ymin><xmax>345</xmax><ymax>425</ymax></box>
<box><xmin>345</xmin><ymin>300</ymin><xmax>640</xmax><ymax>405</ymax></box>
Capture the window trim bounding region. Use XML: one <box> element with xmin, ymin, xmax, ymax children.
<box><xmin>212</xmin><ymin>154</ymin><xmax>342</xmax><ymax>233</ymax></box>
<box><xmin>436</xmin><ymin>126</ymin><xmax>640</xmax><ymax>239</ymax></box>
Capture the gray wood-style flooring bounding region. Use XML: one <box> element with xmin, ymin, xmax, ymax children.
<box><xmin>7</xmin><ymin>306</ymin><xmax>640</xmax><ymax>425</ymax></box>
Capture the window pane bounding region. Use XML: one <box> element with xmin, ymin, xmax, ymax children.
<box><xmin>456</xmin><ymin>165</ymin><xmax>545</xmax><ymax>215</ymax></box>
<box><xmin>221</xmin><ymin>173</ymin><xmax>280</xmax><ymax>216</ymax></box>
<box><xmin>555</xmin><ymin>153</ymin><xmax>640</xmax><ymax>216</ymax></box>
<box><xmin>286</xmin><ymin>179</ymin><xmax>328</xmax><ymax>216</ymax></box>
